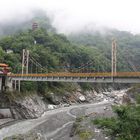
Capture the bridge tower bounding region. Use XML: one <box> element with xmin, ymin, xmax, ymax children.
<box><xmin>13</xmin><ymin>49</ymin><xmax>29</xmax><ymax>92</ymax></box>
<box><xmin>22</xmin><ymin>49</ymin><xmax>29</xmax><ymax>74</ymax></box>
<box><xmin>112</xmin><ymin>39</ymin><xmax>117</xmax><ymax>76</ymax></box>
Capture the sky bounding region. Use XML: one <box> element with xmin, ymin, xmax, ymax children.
<box><xmin>0</xmin><ymin>0</ymin><xmax>140</xmax><ymax>33</ymax></box>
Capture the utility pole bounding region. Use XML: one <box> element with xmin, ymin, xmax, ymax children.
<box><xmin>22</xmin><ymin>49</ymin><xmax>29</xmax><ymax>74</ymax></box>
<box><xmin>112</xmin><ymin>39</ymin><xmax>117</xmax><ymax>76</ymax></box>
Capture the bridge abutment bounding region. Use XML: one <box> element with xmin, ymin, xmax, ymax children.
<box><xmin>7</xmin><ymin>79</ymin><xmax>14</xmax><ymax>92</ymax></box>
<box><xmin>0</xmin><ymin>76</ymin><xmax>17</xmax><ymax>92</ymax></box>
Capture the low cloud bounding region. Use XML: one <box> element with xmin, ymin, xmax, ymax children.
<box><xmin>0</xmin><ymin>0</ymin><xmax>140</xmax><ymax>34</ymax></box>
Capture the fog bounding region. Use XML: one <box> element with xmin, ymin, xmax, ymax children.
<box><xmin>0</xmin><ymin>0</ymin><xmax>140</xmax><ymax>34</ymax></box>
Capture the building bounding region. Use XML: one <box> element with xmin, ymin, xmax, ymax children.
<box><xmin>32</xmin><ymin>22</ymin><xmax>38</xmax><ymax>30</ymax></box>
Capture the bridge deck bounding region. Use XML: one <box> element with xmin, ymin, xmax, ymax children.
<box><xmin>8</xmin><ymin>72</ymin><xmax>140</xmax><ymax>77</ymax></box>
<box><xmin>8</xmin><ymin>72</ymin><xmax>140</xmax><ymax>83</ymax></box>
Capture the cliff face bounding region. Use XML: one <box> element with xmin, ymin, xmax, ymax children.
<box><xmin>0</xmin><ymin>84</ymin><xmax>129</xmax><ymax>120</ymax></box>
<box><xmin>10</xmin><ymin>94</ymin><xmax>47</xmax><ymax>119</ymax></box>
<box><xmin>7</xmin><ymin>89</ymin><xmax>98</xmax><ymax>119</ymax></box>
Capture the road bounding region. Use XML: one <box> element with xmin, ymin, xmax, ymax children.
<box><xmin>0</xmin><ymin>100</ymin><xmax>112</xmax><ymax>140</ymax></box>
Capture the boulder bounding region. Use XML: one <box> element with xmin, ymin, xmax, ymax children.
<box><xmin>48</xmin><ymin>104</ymin><xmax>56</xmax><ymax>110</ymax></box>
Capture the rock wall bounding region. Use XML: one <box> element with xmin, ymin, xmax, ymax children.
<box><xmin>9</xmin><ymin>89</ymin><xmax>98</xmax><ymax>119</ymax></box>
<box><xmin>1</xmin><ymin>84</ymin><xmax>129</xmax><ymax>120</ymax></box>
<box><xmin>11</xmin><ymin>94</ymin><xmax>47</xmax><ymax>119</ymax></box>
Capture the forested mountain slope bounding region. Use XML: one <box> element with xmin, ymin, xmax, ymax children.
<box><xmin>68</xmin><ymin>29</ymin><xmax>140</xmax><ymax>71</ymax></box>
<box><xmin>0</xmin><ymin>28</ymin><xmax>111</xmax><ymax>93</ymax></box>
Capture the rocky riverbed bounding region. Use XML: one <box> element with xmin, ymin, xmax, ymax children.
<box><xmin>0</xmin><ymin>89</ymin><xmax>129</xmax><ymax>140</ymax></box>
<box><xmin>1</xmin><ymin>101</ymin><xmax>111</xmax><ymax>140</ymax></box>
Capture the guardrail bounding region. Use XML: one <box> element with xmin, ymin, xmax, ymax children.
<box><xmin>8</xmin><ymin>72</ymin><xmax>140</xmax><ymax>77</ymax></box>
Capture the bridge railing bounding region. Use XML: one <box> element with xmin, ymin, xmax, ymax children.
<box><xmin>7</xmin><ymin>72</ymin><xmax>140</xmax><ymax>78</ymax></box>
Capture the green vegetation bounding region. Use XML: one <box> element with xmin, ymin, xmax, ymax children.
<box><xmin>4</xmin><ymin>91</ymin><xmax>37</xmax><ymax>102</ymax></box>
<box><xmin>93</xmin><ymin>97</ymin><xmax>140</xmax><ymax>140</ymax></box>
<box><xmin>70</xmin><ymin>116</ymin><xmax>93</xmax><ymax>140</ymax></box>
<box><xmin>0</xmin><ymin>28</ymin><xmax>111</xmax><ymax>94</ymax></box>
<box><xmin>68</xmin><ymin>29</ymin><xmax>140</xmax><ymax>72</ymax></box>
<box><xmin>78</xmin><ymin>130</ymin><xmax>92</xmax><ymax>140</ymax></box>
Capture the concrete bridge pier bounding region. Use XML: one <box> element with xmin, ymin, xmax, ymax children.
<box><xmin>13</xmin><ymin>80</ymin><xmax>20</xmax><ymax>92</ymax></box>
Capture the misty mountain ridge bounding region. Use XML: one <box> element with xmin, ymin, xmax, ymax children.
<box><xmin>0</xmin><ymin>10</ymin><xmax>139</xmax><ymax>39</ymax></box>
<box><xmin>68</xmin><ymin>26</ymin><xmax>140</xmax><ymax>49</ymax></box>
<box><xmin>0</xmin><ymin>10</ymin><xmax>56</xmax><ymax>37</ymax></box>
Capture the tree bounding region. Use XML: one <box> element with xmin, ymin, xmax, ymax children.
<box><xmin>93</xmin><ymin>98</ymin><xmax>140</xmax><ymax>140</ymax></box>
<box><xmin>0</xmin><ymin>47</ymin><xmax>5</xmax><ymax>62</ymax></box>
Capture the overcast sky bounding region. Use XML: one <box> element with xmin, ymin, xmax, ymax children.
<box><xmin>0</xmin><ymin>0</ymin><xmax>140</xmax><ymax>33</ymax></box>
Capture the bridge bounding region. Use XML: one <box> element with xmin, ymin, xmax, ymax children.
<box><xmin>1</xmin><ymin>40</ymin><xmax>140</xmax><ymax>92</ymax></box>
<box><xmin>8</xmin><ymin>72</ymin><xmax>140</xmax><ymax>83</ymax></box>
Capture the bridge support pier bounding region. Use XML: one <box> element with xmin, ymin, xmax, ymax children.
<box><xmin>13</xmin><ymin>80</ymin><xmax>20</xmax><ymax>92</ymax></box>
<box><xmin>18</xmin><ymin>80</ymin><xmax>21</xmax><ymax>92</ymax></box>
<box><xmin>14</xmin><ymin>80</ymin><xmax>16</xmax><ymax>91</ymax></box>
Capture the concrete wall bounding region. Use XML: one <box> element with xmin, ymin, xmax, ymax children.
<box><xmin>7</xmin><ymin>79</ymin><xmax>13</xmax><ymax>91</ymax></box>
<box><xmin>0</xmin><ymin>108</ymin><xmax>12</xmax><ymax>118</ymax></box>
